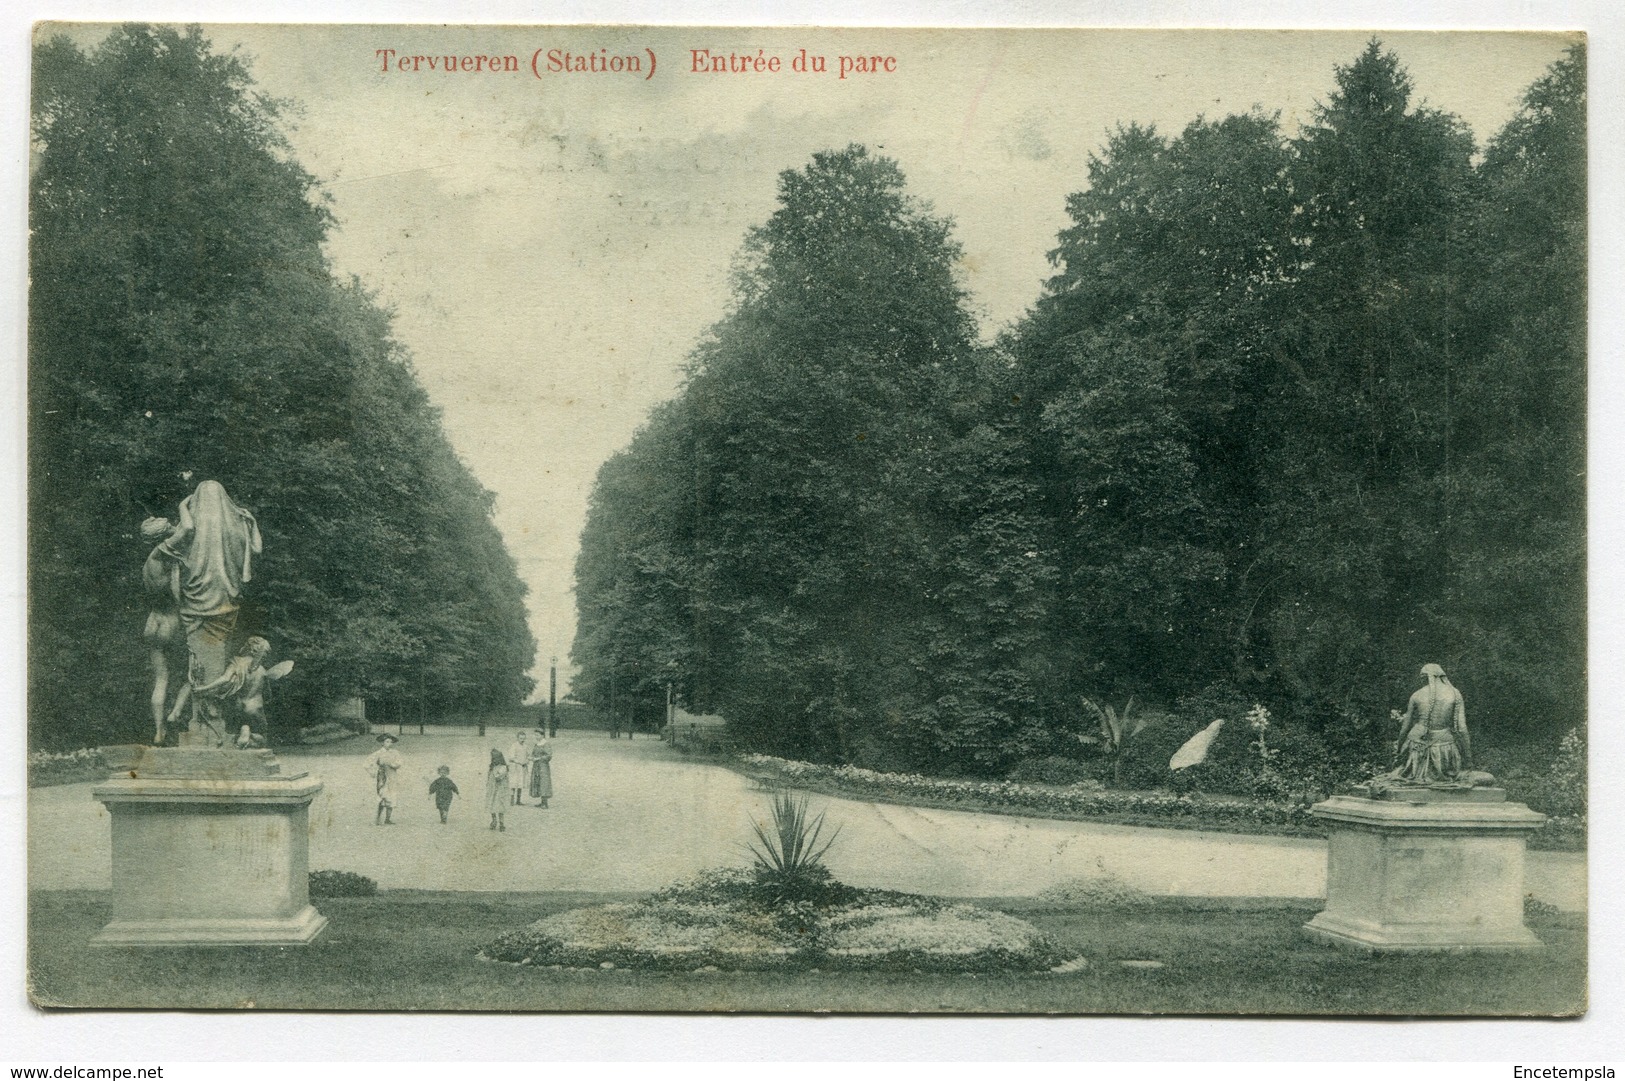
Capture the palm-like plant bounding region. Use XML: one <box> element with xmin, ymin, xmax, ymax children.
<box><xmin>1079</xmin><ymin>696</ymin><xmax>1144</xmax><ymax>786</ymax></box>
<box><xmin>746</xmin><ymin>790</ymin><xmax>842</xmax><ymax>895</ymax></box>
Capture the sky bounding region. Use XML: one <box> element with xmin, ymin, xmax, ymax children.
<box><xmin>49</xmin><ymin>24</ymin><xmax>1579</xmax><ymax>696</ymax></box>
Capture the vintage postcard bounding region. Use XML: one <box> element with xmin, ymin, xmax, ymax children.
<box><xmin>25</xmin><ymin>23</ymin><xmax>1587</xmax><ymax>1015</ymax></box>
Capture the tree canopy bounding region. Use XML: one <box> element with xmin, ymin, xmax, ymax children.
<box><xmin>573</xmin><ymin>42</ymin><xmax>1584</xmax><ymax>779</ymax></box>
<box><xmin>30</xmin><ymin>25</ymin><xmax>535</xmax><ymax>747</ymax></box>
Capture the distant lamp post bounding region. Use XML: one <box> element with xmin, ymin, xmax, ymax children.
<box><xmin>628</xmin><ymin>660</ymin><xmax>640</xmax><ymax>739</ymax></box>
<box><xmin>665</xmin><ymin>660</ymin><xmax>678</xmax><ymax>738</ymax></box>
<box><xmin>548</xmin><ymin>656</ymin><xmax>558</xmax><ymax>738</ymax></box>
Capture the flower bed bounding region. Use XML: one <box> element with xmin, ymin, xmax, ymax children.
<box><xmin>734</xmin><ymin>753</ymin><xmax>1319</xmax><ymax>832</ymax></box>
<box><xmin>732</xmin><ymin>754</ymin><xmax>1585</xmax><ymax>851</ymax></box>
<box><xmin>27</xmin><ymin>747</ymin><xmax>109</xmax><ymax>788</ymax></box>
<box><xmin>480</xmin><ymin>867</ymin><xmax>1063</xmax><ymax>973</ymax></box>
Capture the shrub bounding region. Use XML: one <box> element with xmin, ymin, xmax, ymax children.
<box><xmin>1523</xmin><ymin>895</ymin><xmax>1560</xmax><ymax>922</ymax></box>
<box><xmin>1113</xmin><ymin>710</ymin><xmax>1190</xmax><ymax>789</ymax></box>
<box><xmin>1480</xmin><ymin>734</ymin><xmax>1588</xmax><ymax>817</ymax></box>
<box><xmin>1540</xmin><ymin>728</ymin><xmax>1586</xmax><ymax>817</ymax></box>
<box><xmin>309</xmin><ymin>869</ymin><xmax>378</xmax><ymax>897</ymax></box>
<box><xmin>1007</xmin><ymin>755</ymin><xmax>1103</xmax><ymax>786</ymax></box>
<box><xmin>746</xmin><ymin>790</ymin><xmax>843</xmax><ymax>905</ymax></box>
<box><xmin>1159</xmin><ymin>685</ymin><xmax>1387</xmax><ymax>801</ymax></box>
<box><xmin>1078</xmin><ymin>697</ymin><xmax>1148</xmax><ymax>786</ymax></box>
<box><xmin>1037</xmin><ymin>874</ymin><xmax>1147</xmax><ymax>907</ymax></box>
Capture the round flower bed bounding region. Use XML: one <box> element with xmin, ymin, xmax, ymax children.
<box><xmin>480</xmin><ymin>867</ymin><xmax>1063</xmax><ymax>973</ymax></box>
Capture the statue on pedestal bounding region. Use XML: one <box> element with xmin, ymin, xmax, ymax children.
<box><xmin>142</xmin><ymin>478</ymin><xmax>265</xmax><ymax>746</ymax></box>
<box><xmin>193</xmin><ymin>635</ymin><xmax>294</xmax><ymax>748</ymax></box>
<box><xmin>140</xmin><ymin>515</ymin><xmax>189</xmax><ymax>744</ymax></box>
<box><xmin>99</xmin><ymin>478</ymin><xmax>326</xmax><ymax>948</ymax></box>
<box><xmin>1388</xmin><ymin>662</ymin><xmax>1473</xmax><ymax>785</ymax></box>
<box><xmin>1307</xmin><ymin>662</ymin><xmax>1543</xmax><ymax>952</ymax></box>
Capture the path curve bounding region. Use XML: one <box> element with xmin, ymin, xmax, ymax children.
<box><xmin>27</xmin><ymin>729</ymin><xmax>1586</xmax><ymax>909</ymax></box>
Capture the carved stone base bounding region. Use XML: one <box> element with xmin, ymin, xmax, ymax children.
<box><xmin>1303</xmin><ymin>792</ymin><xmax>1546</xmax><ymax>953</ymax></box>
<box><xmin>92</xmin><ymin>748</ymin><xmax>327</xmax><ymax>948</ymax></box>
<box><xmin>91</xmin><ymin>906</ymin><xmax>328</xmax><ymax>947</ymax></box>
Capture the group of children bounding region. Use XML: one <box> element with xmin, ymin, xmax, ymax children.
<box><xmin>366</xmin><ymin>729</ymin><xmax>554</xmax><ymax>831</ymax></box>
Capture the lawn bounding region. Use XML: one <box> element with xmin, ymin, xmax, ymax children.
<box><xmin>28</xmin><ymin>889</ymin><xmax>1586</xmax><ymax>1015</ymax></box>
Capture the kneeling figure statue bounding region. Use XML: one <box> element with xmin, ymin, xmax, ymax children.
<box><xmin>1389</xmin><ymin>662</ymin><xmax>1471</xmax><ymax>785</ymax></box>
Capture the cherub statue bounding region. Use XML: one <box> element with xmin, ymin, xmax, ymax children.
<box><xmin>192</xmin><ymin>636</ymin><xmax>294</xmax><ymax>748</ymax></box>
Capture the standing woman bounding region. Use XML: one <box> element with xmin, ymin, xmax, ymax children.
<box><xmin>484</xmin><ymin>748</ymin><xmax>510</xmax><ymax>832</ymax></box>
<box><xmin>528</xmin><ymin>730</ymin><xmax>553</xmax><ymax>809</ymax></box>
<box><xmin>367</xmin><ymin>733</ymin><xmax>404</xmax><ymax>825</ymax></box>
<box><xmin>505</xmin><ymin>730</ymin><xmax>530</xmax><ymax>805</ymax></box>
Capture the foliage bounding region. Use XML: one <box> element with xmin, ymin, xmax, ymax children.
<box><xmin>1007</xmin><ymin>755</ymin><xmax>1104</xmax><ymax>786</ymax></box>
<box><xmin>1523</xmin><ymin>895</ymin><xmax>1561</xmax><ymax>923</ymax></box>
<box><xmin>573</xmin><ymin>145</ymin><xmax>1055</xmax><ymax>771</ymax></box>
<box><xmin>1541</xmin><ymin>728</ymin><xmax>1587</xmax><ymax>818</ymax></box>
<box><xmin>737</xmin><ymin>752</ymin><xmax>1581</xmax><ymax>850</ymax></box>
<box><xmin>308</xmin><ymin>869</ymin><xmax>378</xmax><ymax>897</ymax></box>
<box><xmin>1078</xmin><ymin>696</ymin><xmax>1152</xmax><ymax>785</ymax></box>
<box><xmin>569</xmin><ymin>43</ymin><xmax>1586</xmax><ymax>779</ymax></box>
<box><xmin>738</xmin><ymin>754</ymin><xmax>1320</xmax><ymax>835</ymax></box>
<box><xmin>27</xmin><ymin>747</ymin><xmax>109</xmax><ymax>787</ymax></box>
<box><xmin>29</xmin><ymin>26</ymin><xmax>535</xmax><ymax>749</ymax></box>
<box><xmin>744</xmin><ymin>790</ymin><xmax>843</xmax><ymax>905</ymax></box>
<box><xmin>1480</xmin><ymin>729</ymin><xmax>1587</xmax><ymax>819</ymax></box>
<box><xmin>1006</xmin><ymin>41</ymin><xmax>1584</xmax><ymax>751</ymax></box>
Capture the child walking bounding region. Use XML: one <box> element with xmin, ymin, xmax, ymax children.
<box><xmin>484</xmin><ymin>748</ymin><xmax>509</xmax><ymax>831</ymax></box>
<box><xmin>428</xmin><ymin>765</ymin><xmax>459</xmax><ymax>824</ymax></box>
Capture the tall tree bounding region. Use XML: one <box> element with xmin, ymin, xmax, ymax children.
<box><xmin>575</xmin><ymin>146</ymin><xmax>1057</xmax><ymax>770</ymax></box>
<box><xmin>1252</xmin><ymin>41</ymin><xmax>1477</xmax><ymax>718</ymax></box>
<box><xmin>1015</xmin><ymin>112</ymin><xmax>1296</xmax><ymax>705</ymax></box>
<box><xmin>30</xmin><ymin>26</ymin><xmax>534</xmax><ymax>746</ymax></box>
<box><xmin>1444</xmin><ymin>44</ymin><xmax>1586</xmax><ymax>739</ymax></box>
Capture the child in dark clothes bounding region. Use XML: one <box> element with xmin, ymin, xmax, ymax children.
<box><xmin>428</xmin><ymin>765</ymin><xmax>459</xmax><ymax>824</ymax></box>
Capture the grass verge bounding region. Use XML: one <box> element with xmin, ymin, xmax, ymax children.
<box><xmin>28</xmin><ymin>889</ymin><xmax>1584</xmax><ymax>1015</ymax></box>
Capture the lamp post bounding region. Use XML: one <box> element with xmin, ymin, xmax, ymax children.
<box><xmin>664</xmin><ymin>660</ymin><xmax>678</xmax><ymax>740</ymax></box>
<box><xmin>548</xmin><ymin>656</ymin><xmax>558</xmax><ymax>738</ymax></box>
<box><xmin>627</xmin><ymin>659</ymin><xmax>639</xmax><ymax>740</ymax></box>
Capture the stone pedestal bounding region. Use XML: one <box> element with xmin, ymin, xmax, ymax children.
<box><xmin>1304</xmin><ymin>785</ymin><xmax>1546</xmax><ymax>952</ymax></box>
<box><xmin>92</xmin><ymin>748</ymin><xmax>328</xmax><ymax>947</ymax></box>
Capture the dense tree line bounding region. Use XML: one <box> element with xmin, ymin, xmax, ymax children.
<box><xmin>573</xmin><ymin>42</ymin><xmax>1584</xmax><ymax>781</ymax></box>
<box><xmin>30</xmin><ymin>26</ymin><xmax>535</xmax><ymax>748</ymax></box>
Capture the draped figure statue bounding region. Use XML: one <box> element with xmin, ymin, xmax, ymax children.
<box><xmin>152</xmin><ymin>480</ymin><xmax>263</xmax><ymax>745</ymax></box>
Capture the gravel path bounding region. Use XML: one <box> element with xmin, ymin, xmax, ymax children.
<box><xmin>27</xmin><ymin>728</ymin><xmax>1587</xmax><ymax>909</ymax></box>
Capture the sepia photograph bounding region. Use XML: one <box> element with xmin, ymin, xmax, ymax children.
<box><xmin>22</xmin><ymin>20</ymin><xmax>1590</xmax><ymax>1020</ymax></box>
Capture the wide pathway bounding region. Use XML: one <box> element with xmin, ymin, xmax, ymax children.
<box><xmin>28</xmin><ymin>729</ymin><xmax>1587</xmax><ymax>909</ymax></box>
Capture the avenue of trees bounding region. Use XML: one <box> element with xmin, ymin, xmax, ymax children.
<box><xmin>30</xmin><ymin>26</ymin><xmax>536</xmax><ymax>747</ymax></box>
<box><xmin>573</xmin><ymin>43</ymin><xmax>1585</xmax><ymax>784</ymax></box>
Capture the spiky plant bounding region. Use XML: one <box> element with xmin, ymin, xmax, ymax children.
<box><xmin>745</xmin><ymin>790</ymin><xmax>844</xmax><ymax>906</ymax></box>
